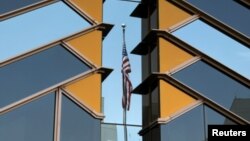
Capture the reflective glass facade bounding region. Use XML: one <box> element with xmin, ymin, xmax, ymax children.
<box><xmin>0</xmin><ymin>45</ymin><xmax>90</xmax><ymax>108</ymax></box>
<box><xmin>172</xmin><ymin>20</ymin><xmax>250</xmax><ymax>79</ymax></box>
<box><xmin>160</xmin><ymin>105</ymin><xmax>236</xmax><ymax>141</ymax></box>
<box><xmin>0</xmin><ymin>0</ymin><xmax>42</xmax><ymax>15</ymax></box>
<box><xmin>173</xmin><ymin>60</ymin><xmax>250</xmax><ymax>121</ymax></box>
<box><xmin>0</xmin><ymin>93</ymin><xmax>55</xmax><ymax>141</ymax></box>
<box><xmin>2</xmin><ymin>0</ymin><xmax>249</xmax><ymax>140</ymax></box>
<box><xmin>131</xmin><ymin>0</ymin><xmax>250</xmax><ymax>141</ymax></box>
<box><xmin>186</xmin><ymin>0</ymin><xmax>250</xmax><ymax>37</ymax></box>
<box><xmin>61</xmin><ymin>95</ymin><xmax>100</xmax><ymax>141</ymax></box>
<box><xmin>1</xmin><ymin>1</ymin><xmax>112</xmax><ymax>141</ymax></box>
<box><xmin>0</xmin><ymin>1</ymin><xmax>90</xmax><ymax>62</ymax></box>
<box><xmin>161</xmin><ymin>105</ymin><xmax>205</xmax><ymax>141</ymax></box>
<box><xmin>101</xmin><ymin>124</ymin><xmax>141</xmax><ymax>141</ymax></box>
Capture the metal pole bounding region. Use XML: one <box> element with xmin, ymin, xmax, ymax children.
<box><xmin>123</xmin><ymin>108</ymin><xmax>128</xmax><ymax>141</ymax></box>
<box><xmin>122</xmin><ymin>23</ymin><xmax>128</xmax><ymax>141</ymax></box>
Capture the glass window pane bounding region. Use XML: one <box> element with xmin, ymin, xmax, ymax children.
<box><xmin>0</xmin><ymin>45</ymin><xmax>90</xmax><ymax>108</ymax></box>
<box><xmin>143</xmin><ymin>94</ymin><xmax>150</xmax><ymax>126</ymax></box>
<box><xmin>0</xmin><ymin>0</ymin><xmax>42</xmax><ymax>15</ymax></box>
<box><xmin>101</xmin><ymin>124</ymin><xmax>142</xmax><ymax>141</ymax></box>
<box><xmin>161</xmin><ymin>105</ymin><xmax>205</xmax><ymax>141</ymax></box>
<box><xmin>204</xmin><ymin>106</ymin><xmax>237</xmax><ymax>139</ymax></box>
<box><xmin>0</xmin><ymin>1</ymin><xmax>90</xmax><ymax>62</ymax></box>
<box><xmin>151</xmin><ymin>47</ymin><xmax>158</xmax><ymax>72</ymax></box>
<box><xmin>173</xmin><ymin>20</ymin><xmax>250</xmax><ymax>79</ymax></box>
<box><xmin>151</xmin><ymin>85</ymin><xmax>159</xmax><ymax>121</ymax></box>
<box><xmin>61</xmin><ymin>95</ymin><xmax>100</xmax><ymax>141</ymax></box>
<box><xmin>186</xmin><ymin>0</ymin><xmax>250</xmax><ymax>37</ymax></box>
<box><xmin>101</xmin><ymin>124</ymin><xmax>118</xmax><ymax>141</ymax></box>
<box><xmin>205</xmin><ymin>106</ymin><xmax>236</xmax><ymax>125</ymax></box>
<box><xmin>172</xmin><ymin>61</ymin><xmax>250</xmax><ymax>121</ymax></box>
<box><xmin>0</xmin><ymin>92</ymin><xmax>55</xmax><ymax>141</ymax></box>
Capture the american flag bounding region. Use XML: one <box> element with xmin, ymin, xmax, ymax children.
<box><xmin>122</xmin><ymin>41</ymin><xmax>133</xmax><ymax>111</ymax></box>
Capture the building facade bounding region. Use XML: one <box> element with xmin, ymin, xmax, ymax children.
<box><xmin>0</xmin><ymin>1</ymin><xmax>112</xmax><ymax>141</ymax></box>
<box><xmin>1</xmin><ymin>0</ymin><xmax>249</xmax><ymax>141</ymax></box>
<box><xmin>131</xmin><ymin>0</ymin><xmax>250</xmax><ymax>141</ymax></box>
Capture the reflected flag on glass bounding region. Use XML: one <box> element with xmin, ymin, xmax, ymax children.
<box><xmin>122</xmin><ymin>41</ymin><xmax>133</xmax><ymax>111</ymax></box>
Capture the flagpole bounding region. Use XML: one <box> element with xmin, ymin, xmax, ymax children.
<box><xmin>123</xmin><ymin>107</ymin><xmax>128</xmax><ymax>141</ymax></box>
<box><xmin>122</xmin><ymin>23</ymin><xmax>128</xmax><ymax>141</ymax></box>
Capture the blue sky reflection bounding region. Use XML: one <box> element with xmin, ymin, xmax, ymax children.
<box><xmin>0</xmin><ymin>1</ymin><xmax>90</xmax><ymax>62</ymax></box>
<box><xmin>173</xmin><ymin>20</ymin><xmax>250</xmax><ymax>79</ymax></box>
